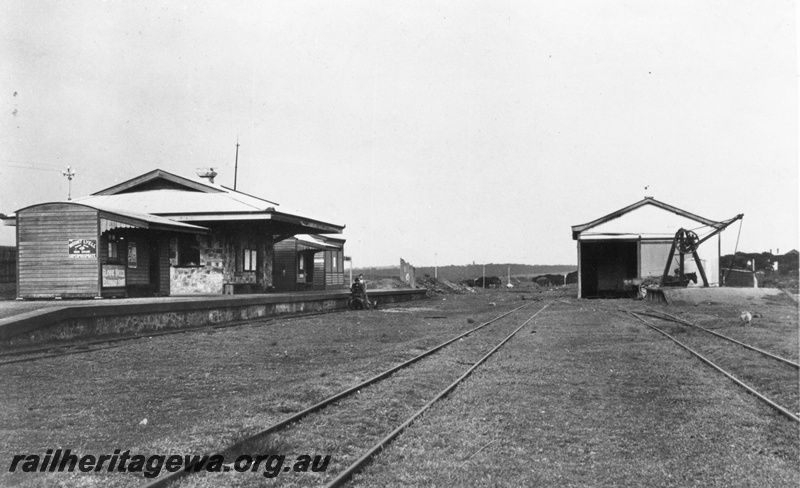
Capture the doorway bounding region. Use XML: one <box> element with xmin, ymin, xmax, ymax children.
<box><xmin>580</xmin><ymin>240</ymin><xmax>638</xmax><ymax>298</ymax></box>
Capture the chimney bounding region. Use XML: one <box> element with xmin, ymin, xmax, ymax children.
<box><xmin>196</xmin><ymin>168</ymin><xmax>218</xmax><ymax>184</ymax></box>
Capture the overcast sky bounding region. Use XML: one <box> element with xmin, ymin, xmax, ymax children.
<box><xmin>1</xmin><ymin>1</ymin><xmax>797</xmax><ymax>267</ymax></box>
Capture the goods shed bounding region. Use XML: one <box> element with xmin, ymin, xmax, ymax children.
<box><xmin>571</xmin><ymin>197</ymin><xmax>727</xmax><ymax>298</ymax></box>
<box><xmin>5</xmin><ymin>169</ymin><xmax>344</xmax><ymax>298</ymax></box>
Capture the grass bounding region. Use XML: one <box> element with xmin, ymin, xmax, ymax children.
<box><xmin>1</xmin><ymin>286</ymin><xmax>797</xmax><ymax>487</ymax></box>
<box><xmin>353</xmin><ymin>299</ymin><xmax>799</xmax><ymax>487</ymax></box>
<box><xmin>638</xmin><ymin>297</ymin><xmax>799</xmax><ymax>413</ymax></box>
<box><xmin>0</xmin><ymin>292</ymin><xmax>524</xmax><ymax>487</ymax></box>
<box><xmin>174</xmin><ymin>300</ymin><xmax>540</xmax><ymax>487</ymax></box>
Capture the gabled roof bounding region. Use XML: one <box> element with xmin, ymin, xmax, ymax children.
<box><xmin>80</xmin><ymin>168</ymin><xmax>281</xmax><ymax>212</ymax></box>
<box><xmin>91</xmin><ymin>169</ymin><xmax>227</xmax><ymax>195</ymax></box>
<box><xmin>571</xmin><ymin>197</ymin><xmax>722</xmax><ymax>240</ymax></box>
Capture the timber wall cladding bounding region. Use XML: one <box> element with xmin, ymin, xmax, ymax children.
<box><xmin>126</xmin><ymin>237</ymin><xmax>150</xmax><ymax>286</ymax></box>
<box><xmin>158</xmin><ymin>238</ymin><xmax>170</xmax><ymax>294</ymax></box>
<box><xmin>272</xmin><ymin>239</ymin><xmax>297</xmax><ymax>292</ymax></box>
<box><xmin>18</xmin><ymin>204</ymin><xmax>99</xmax><ymax>298</ymax></box>
<box><xmin>0</xmin><ymin>246</ymin><xmax>15</xmax><ymax>283</ymax></box>
<box><xmin>313</xmin><ymin>254</ymin><xmax>325</xmax><ymax>289</ymax></box>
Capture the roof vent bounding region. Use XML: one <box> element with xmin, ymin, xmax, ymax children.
<box><xmin>196</xmin><ymin>168</ymin><xmax>218</xmax><ymax>184</ymax></box>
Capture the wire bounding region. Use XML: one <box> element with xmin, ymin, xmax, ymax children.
<box><xmin>723</xmin><ymin>219</ymin><xmax>744</xmax><ymax>283</ymax></box>
<box><xmin>686</xmin><ymin>223</ymin><xmax>711</xmax><ymax>232</ymax></box>
<box><xmin>0</xmin><ymin>161</ymin><xmax>64</xmax><ymax>172</ymax></box>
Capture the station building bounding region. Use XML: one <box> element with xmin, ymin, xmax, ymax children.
<box><xmin>571</xmin><ymin>197</ymin><xmax>726</xmax><ymax>298</ymax></box>
<box><xmin>5</xmin><ymin>169</ymin><xmax>345</xmax><ymax>299</ymax></box>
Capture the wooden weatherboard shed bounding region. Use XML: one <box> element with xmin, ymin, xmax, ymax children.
<box><xmin>571</xmin><ymin>197</ymin><xmax>725</xmax><ymax>298</ymax></box>
<box><xmin>15</xmin><ymin>202</ymin><xmax>205</xmax><ymax>299</ymax></box>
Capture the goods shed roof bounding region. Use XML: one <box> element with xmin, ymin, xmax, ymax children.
<box><xmin>572</xmin><ymin>197</ymin><xmax>722</xmax><ymax>240</ymax></box>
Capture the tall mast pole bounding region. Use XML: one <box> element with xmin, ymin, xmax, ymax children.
<box><xmin>234</xmin><ymin>137</ymin><xmax>240</xmax><ymax>191</ymax></box>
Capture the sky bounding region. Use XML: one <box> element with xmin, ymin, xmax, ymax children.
<box><xmin>1</xmin><ymin>0</ymin><xmax>797</xmax><ymax>267</ymax></box>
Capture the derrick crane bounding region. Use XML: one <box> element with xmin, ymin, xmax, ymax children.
<box><xmin>661</xmin><ymin>214</ymin><xmax>744</xmax><ymax>287</ymax></box>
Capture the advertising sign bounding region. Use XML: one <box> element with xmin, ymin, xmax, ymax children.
<box><xmin>102</xmin><ymin>265</ymin><xmax>126</xmax><ymax>288</ymax></box>
<box><xmin>68</xmin><ymin>239</ymin><xmax>97</xmax><ymax>259</ymax></box>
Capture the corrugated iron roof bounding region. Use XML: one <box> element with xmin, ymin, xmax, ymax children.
<box><xmin>73</xmin><ymin>169</ymin><xmax>343</xmax><ymax>234</ymax></box>
<box><xmin>9</xmin><ymin>202</ymin><xmax>208</xmax><ymax>234</ymax></box>
<box><xmin>91</xmin><ymin>204</ymin><xmax>208</xmax><ymax>233</ymax></box>
<box><xmin>76</xmin><ymin>189</ymin><xmax>271</xmax><ymax>214</ymax></box>
<box><xmin>91</xmin><ymin>169</ymin><xmax>227</xmax><ymax>195</ymax></box>
<box><xmin>571</xmin><ymin>197</ymin><xmax>722</xmax><ymax>240</ymax></box>
<box><xmin>294</xmin><ymin>234</ymin><xmax>343</xmax><ymax>250</ymax></box>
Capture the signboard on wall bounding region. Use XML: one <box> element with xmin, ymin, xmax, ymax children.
<box><xmin>127</xmin><ymin>242</ymin><xmax>138</xmax><ymax>268</ymax></box>
<box><xmin>102</xmin><ymin>264</ymin><xmax>126</xmax><ymax>288</ymax></box>
<box><xmin>68</xmin><ymin>239</ymin><xmax>97</xmax><ymax>259</ymax></box>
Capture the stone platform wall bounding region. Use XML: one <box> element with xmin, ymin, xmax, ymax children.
<box><xmin>0</xmin><ymin>289</ymin><xmax>427</xmax><ymax>347</ymax></box>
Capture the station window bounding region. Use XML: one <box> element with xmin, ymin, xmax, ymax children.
<box><xmin>243</xmin><ymin>249</ymin><xmax>257</xmax><ymax>271</ymax></box>
<box><xmin>177</xmin><ymin>237</ymin><xmax>200</xmax><ymax>266</ymax></box>
<box><xmin>106</xmin><ymin>234</ymin><xmax>122</xmax><ymax>263</ymax></box>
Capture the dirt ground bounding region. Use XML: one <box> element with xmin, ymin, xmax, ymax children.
<box><xmin>1</xmin><ymin>285</ymin><xmax>797</xmax><ymax>487</ymax></box>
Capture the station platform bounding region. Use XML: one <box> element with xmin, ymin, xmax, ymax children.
<box><xmin>0</xmin><ymin>288</ymin><xmax>427</xmax><ymax>346</ymax></box>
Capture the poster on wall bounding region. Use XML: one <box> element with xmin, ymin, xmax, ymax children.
<box><xmin>169</xmin><ymin>237</ymin><xmax>178</xmax><ymax>266</ymax></box>
<box><xmin>68</xmin><ymin>239</ymin><xmax>97</xmax><ymax>259</ymax></box>
<box><xmin>102</xmin><ymin>265</ymin><xmax>126</xmax><ymax>287</ymax></box>
<box><xmin>127</xmin><ymin>242</ymin><xmax>137</xmax><ymax>268</ymax></box>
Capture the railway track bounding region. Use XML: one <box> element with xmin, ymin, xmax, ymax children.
<box><xmin>140</xmin><ymin>298</ymin><xmax>558</xmax><ymax>487</ymax></box>
<box><xmin>637</xmin><ymin>306</ymin><xmax>798</xmax><ymax>368</ymax></box>
<box><xmin>620</xmin><ymin>306</ymin><xmax>799</xmax><ymax>423</ymax></box>
<box><xmin>0</xmin><ymin>309</ymin><xmax>351</xmax><ymax>366</ymax></box>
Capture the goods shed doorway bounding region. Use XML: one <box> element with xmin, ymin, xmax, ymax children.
<box><xmin>579</xmin><ymin>240</ymin><xmax>638</xmax><ymax>298</ymax></box>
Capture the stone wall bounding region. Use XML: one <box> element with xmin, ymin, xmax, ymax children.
<box><xmin>169</xmin><ymin>230</ymin><xmax>275</xmax><ymax>294</ymax></box>
<box><xmin>170</xmin><ymin>266</ymin><xmax>225</xmax><ymax>294</ymax></box>
<box><xmin>207</xmin><ymin>230</ymin><xmax>273</xmax><ymax>289</ymax></box>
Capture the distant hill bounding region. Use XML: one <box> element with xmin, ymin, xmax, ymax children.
<box><xmin>354</xmin><ymin>263</ymin><xmax>576</xmax><ymax>282</ymax></box>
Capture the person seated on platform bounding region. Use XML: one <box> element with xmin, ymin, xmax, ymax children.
<box><xmin>351</xmin><ymin>274</ymin><xmax>373</xmax><ymax>310</ymax></box>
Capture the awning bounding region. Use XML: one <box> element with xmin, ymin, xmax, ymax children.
<box><xmin>93</xmin><ymin>206</ymin><xmax>208</xmax><ymax>235</ymax></box>
<box><xmin>295</xmin><ymin>234</ymin><xmax>342</xmax><ymax>251</ymax></box>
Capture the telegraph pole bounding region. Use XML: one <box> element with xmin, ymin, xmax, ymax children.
<box><xmin>62</xmin><ymin>166</ymin><xmax>76</xmax><ymax>200</ymax></box>
<box><xmin>233</xmin><ymin>137</ymin><xmax>240</xmax><ymax>191</ymax></box>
